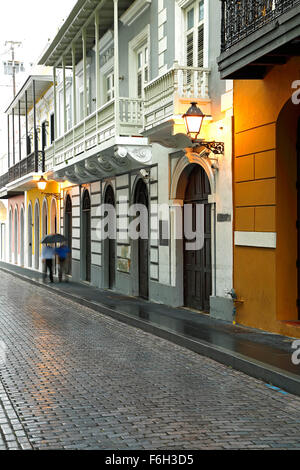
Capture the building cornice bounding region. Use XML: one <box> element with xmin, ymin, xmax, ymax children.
<box><xmin>120</xmin><ymin>0</ymin><xmax>151</xmax><ymax>26</ymax></box>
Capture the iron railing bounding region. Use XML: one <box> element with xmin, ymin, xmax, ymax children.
<box><xmin>221</xmin><ymin>0</ymin><xmax>300</xmax><ymax>51</ymax></box>
<box><xmin>5</xmin><ymin>151</ymin><xmax>44</xmax><ymax>186</ymax></box>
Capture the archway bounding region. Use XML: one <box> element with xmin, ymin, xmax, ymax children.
<box><xmin>134</xmin><ymin>178</ymin><xmax>149</xmax><ymax>300</ymax></box>
<box><xmin>28</xmin><ymin>203</ymin><xmax>33</xmax><ymax>268</ymax></box>
<box><xmin>82</xmin><ymin>189</ymin><xmax>91</xmax><ymax>282</ymax></box>
<box><xmin>104</xmin><ymin>185</ymin><xmax>116</xmax><ymax>289</ymax></box>
<box><xmin>34</xmin><ymin>201</ymin><xmax>40</xmax><ymax>270</ymax></box>
<box><xmin>276</xmin><ymin>98</ymin><xmax>300</xmax><ymax>321</ymax></box>
<box><xmin>42</xmin><ymin>199</ymin><xmax>48</xmax><ymax>239</ymax></box>
<box><xmin>8</xmin><ymin>209</ymin><xmax>12</xmax><ymax>263</ymax></box>
<box><xmin>183</xmin><ymin>164</ymin><xmax>212</xmax><ymax>312</ymax></box>
<box><xmin>14</xmin><ymin>206</ymin><xmax>18</xmax><ymax>264</ymax></box>
<box><xmin>65</xmin><ymin>194</ymin><xmax>72</xmax><ymax>275</ymax></box>
<box><xmin>50</xmin><ymin>199</ymin><xmax>57</xmax><ymax>233</ymax></box>
<box><xmin>20</xmin><ymin>206</ymin><xmax>24</xmax><ymax>266</ymax></box>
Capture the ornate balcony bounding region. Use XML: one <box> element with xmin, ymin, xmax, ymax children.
<box><xmin>45</xmin><ymin>97</ymin><xmax>144</xmax><ymax>172</ymax></box>
<box><xmin>218</xmin><ymin>0</ymin><xmax>300</xmax><ymax>78</ymax></box>
<box><xmin>142</xmin><ymin>63</ymin><xmax>210</xmax><ymax>147</ymax></box>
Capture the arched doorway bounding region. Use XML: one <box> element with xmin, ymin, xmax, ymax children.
<box><xmin>276</xmin><ymin>99</ymin><xmax>300</xmax><ymax>321</ymax></box>
<box><xmin>50</xmin><ymin>199</ymin><xmax>57</xmax><ymax>233</ymax></box>
<box><xmin>65</xmin><ymin>195</ymin><xmax>72</xmax><ymax>275</ymax></box>
<box><xmin>104</xmin><ymin>185</ymin><xmax>116</xmax><ymax>289</ymax></box>
<box><xmin>34</xmin><ymin>201</ymin><xmax>40</xmax><ymax>270</ymax></box>
<box><xmin>8</xmin><ymin>209</ymin><xmax>12</xmax><ymax>263</ymax></box>
<box><xmin>20</xmin><ymin>206</ymin><xmax>24</xmax><ymax>266</ymax></box>
<box><xmin>134</xmin><ymin>179</ymin><xmax>149</xmax><ymax>299</ymax></box>
<box><xmin>28</xmin><ymin>203</ymin><xmax>32</xmax><ymax>268</ymax></box>
<box><xmin>183</xmin><ymin>164</ymin><xmax>212</xmax><ymax>312</ymax></box>
<box><xmin>42</xmin><ymin>199</ymin><xmax>48</xmax><ymax>239</ymax></box>
<box><xmin>82</xmin><ymin>189</ymin><xmax>91</xmax><ymax>282</ymax></box>
<box><xmin>14</xmin><ymin>206</ymin><xmax>18</xmax><ymax>264</ymax></box>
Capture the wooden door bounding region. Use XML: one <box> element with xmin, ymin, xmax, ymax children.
<box><xmin>65</xmin><ymin>195</ymin><xmax>72</xmax><ymax>275</ymax></box>
<box><xmin>104</xmin><ymin>186</ymin><xmax>116</xmax><ymax>289</ymax></box>
<box><xmin>184</xmin><ymin>165</ymin><xmax>212</xmax><ymax>312</ymax></box>
<box><xmin>82</xmin><ymin>190</ymin><xmax>91</xmax><ymax>282</ymax></box>
<box><xmin>135</xmin><ymin>179</ymin><xmax>149</xmax><ymax>299</ymax></box>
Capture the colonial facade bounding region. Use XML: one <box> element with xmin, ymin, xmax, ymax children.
<box><xmin>218</xmin><ymin>0</ymin><xmax>300</xmax><ymax>337</ymax></box>
<box><xmin>0</xmin><ymin>0</ymin><xmax>234</xmax><ymax>322</ymax></box>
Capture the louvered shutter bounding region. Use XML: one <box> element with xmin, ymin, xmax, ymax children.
<box><xmin>187</xmin><ymin>32</ymin><xmax>194</xmax><ymax>67</ymax></box>
<box><xmin>198</xmin><ymin>24</ymin><xmax>204</xmax><ymax>67</ymax></box>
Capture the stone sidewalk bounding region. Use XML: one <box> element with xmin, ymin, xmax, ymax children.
<box><xmin>0</xmin><ymin>261</ymin><xmax>300</xmax><ymax>397</ymax></box>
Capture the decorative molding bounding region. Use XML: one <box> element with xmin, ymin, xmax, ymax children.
<box><xmin>120</xmin><ymin>0</ymin><xmax>151</xmax><ymax>26</ymax></box>
<box><xmin>234</xmin><ymin>231</ymin><xmax>277</xmax><ymax>249</ymax></box>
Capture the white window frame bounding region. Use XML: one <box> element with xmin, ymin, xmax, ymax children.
<box><xmin>128</xmin><ymin>25</ymin><xmax>150</xmax><ymax>98</ymax></box>
<box><xmin>175</xmin><ymin>0</ymin><xmax>208</xmax><ymax>68</ymax></box>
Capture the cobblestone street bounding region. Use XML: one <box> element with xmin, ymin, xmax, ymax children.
<box><xmin>0</xmin><ymin>271</ymin><xmax>300</xmax><ymax>450</ymax></box>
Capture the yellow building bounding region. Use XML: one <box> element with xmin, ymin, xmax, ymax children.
<box><xmin>218</xmin><ymin>2</ymin><xmax>300</xmax><ymax>337</ymax></box>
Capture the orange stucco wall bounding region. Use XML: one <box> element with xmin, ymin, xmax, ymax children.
<box><xmin>233</xmin><ymin>56</ymin><xmax>300</xmax><ymax>338</ymax></box>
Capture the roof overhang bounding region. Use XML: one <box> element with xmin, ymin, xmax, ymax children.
<box><xmin>38</xmin><ymin>0</ymin><xmax>134</xmax><ymax>67</ymax></box>
<box><xmin>6</xmin><ymin>74</ymin><xmax>53</xmax><ymax>116</ymax></box>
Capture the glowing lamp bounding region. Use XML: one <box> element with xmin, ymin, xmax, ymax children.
<box><xmin>182</xmin><ymin>102</ymin><xmax>205</xmax><ymax>140</ymax></box>
<box><xmin>37</xmin><ymin>176</ymin><xmax>47</xmax><ymax>191</ymax></box>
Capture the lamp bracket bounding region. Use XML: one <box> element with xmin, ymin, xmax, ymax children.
<box><xmin>41</xmin><ymin>192</ymin><xmax>62</xmax><ymax>201</ymax></box>
<box><xmin>193</xmin><ymin>140</ymin><xmax>224</xmax><ymax>155</ymax></box>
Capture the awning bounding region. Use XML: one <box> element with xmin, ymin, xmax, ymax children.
<box><xmin>5</xmin><ymin>74</ymin><xmax>53</xmax><ymax>116</ymax></box>
<box><xmin>38</xmin><ymin>0</ymin><xmax>134</xmax><ymax>67</ymax></box>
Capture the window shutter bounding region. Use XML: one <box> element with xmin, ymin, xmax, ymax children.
<box><xmin>137</xmin><ymin>72</ymin><xmax>142</xmax><ymax>98</ymax></box>
<box><xmin>187</xmin><ymin>32</ymin><xmax>194</xmax><ymax>67</ymax></box>
<box><xmin>198</xmin><ymin>24</ymin><xmax>204</xmax><ymax>67</ymax></box>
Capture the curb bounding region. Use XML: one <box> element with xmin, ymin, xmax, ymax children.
<box><xmin>1</xmin><ymin>265</ymin><xmax>300</xmax><ymax>397</ymax></box>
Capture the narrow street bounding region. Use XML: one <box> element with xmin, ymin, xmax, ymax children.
<box><xmin>0</xmin><ymin>271</ymin><xmax>299</xmax><ymax>450</ymax></box>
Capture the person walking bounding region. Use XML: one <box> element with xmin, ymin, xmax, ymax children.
<box><xmin>55</xmin><ymin>244</ymin><xmax>71</xmax><ymax>282</ymax></box>
<box><xmin>42</xmin><ymin>244</ymin><xmax>55</xmax><ymax>283</ymax></box>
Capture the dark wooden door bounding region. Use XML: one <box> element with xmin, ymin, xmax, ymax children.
<box><xmin>65</xmin><ymin>195</ymin><xmax>72</xmax><ymax>275</ymax></box>
<box><xmin>184</xmin><ymin>165</ymin><xmax>212</xmax><ymax>312</ymax></box>
<box><xmin>82</xmin><ymin>190</ymin><xmax>91</xmax><ymax>282</ymax></box>
<box><xmin>105</xmin><ymin>186</ymin><xmax>116</xmax><ymax>289</ymax></box>
<box><xmin>135</xmin><ymin>179</ymin><xmax>149</xmax><ymax>300</ymax></box>
<box><xmin>297</xmin><ymin>118</ymin><xmax>300</xmax><ymax>318</ymax></box>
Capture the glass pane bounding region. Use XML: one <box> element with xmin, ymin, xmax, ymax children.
<box><xmin>187</xmin><ymin>8</ymin><xmax>194</xmax><ymax>30</ymax></box>
<box><xmin>144</xmin><ymin>67</ymin><xmax>148</xmax><ymax>83</ymax></box>
<box><xmin>138</xmin><ymin>52</ymin><xmax>142</xmax><ymax>69</ymax></box>
<box><xmin>199</xmin><ymin>0</ymin><xmax>204</xmax><ymax>22</ymax></box>
<box><xmin>145</xmin><ymin>47</ymin><xmax>148</xmax><ymax>64</ymax></box>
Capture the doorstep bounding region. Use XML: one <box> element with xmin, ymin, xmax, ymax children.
<box><xmin>0</xmin><ymin>260</ymin><xmax>300</xmax><ymax>397</ymax></box>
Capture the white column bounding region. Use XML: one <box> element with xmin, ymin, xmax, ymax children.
<box><xmin>62</xmin><ymin>56</ymin><xmax>67</xmax><ymax>134</ymax></box>
<box><xmin>95</xmin><ymin>11</ymin><xmax>100</xmax><ymax>110</ymax></box>
<box><xmin>82</xmin><ymin>28</ymin><xmax>87</xmax><ymax>119</ymax></box>
<box><xmin>72</xmin><ymin>44</ymin><xmax>77</xmax><ymax>127</ymax></box>
<box><xmin>53</xmin><ymin>67</ymin><xmax>57</xmax><ymax>140</ymax></box>
<box><xmin>113</xmin><ymin>0</ymin><xmax>119</xmax><ymax>136</ymax></box>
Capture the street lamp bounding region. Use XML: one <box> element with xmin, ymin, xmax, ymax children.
<box><xmin>37</xmin><ymin>176</ymin><xmax>47</xmax><ymax>191</ymax></box>
<box><xmin>182</xmin><ymin>102</ymin><xmax>224</xmax><ymax>155</ymax></box>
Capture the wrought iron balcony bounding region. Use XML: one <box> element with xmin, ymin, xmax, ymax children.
<box><xmin>0</xmin><ymin>151</ymin><xmax>45</xmax><ymax>193</ymax></box>
<box><xmin>218</xmin><ymin>0</ymin><xmax>300</xmax><ymax>78</ymax></box>
<box><xmin>221</xmin><ymin>0</ymin><xmax>300</xmax><ymax>51</ymax></box>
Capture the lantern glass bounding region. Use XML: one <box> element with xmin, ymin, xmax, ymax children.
<box><xmin>183</xmin><ymin>102</ymin><xmax>205</xmax><ymax>140</ymax></box>
<box><xmin>37</xmin><ymin>177</ymin><xmax>47</xmax><ymax>191</ymax></box>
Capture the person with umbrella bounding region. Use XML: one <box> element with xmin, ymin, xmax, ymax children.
<box><xmin>41</xmin><ymin>242</ymin><xmax>55</xmax><ymax>283</ymax></box>
<box><xmin>55</xmin><ymin>242</ymin><xmax>71</xmax><ymax>282</ymax></box>
<box><xmin>41</xmin><ymin>234</ymin><xmax>68</xmax><ymax>283</ymax></box>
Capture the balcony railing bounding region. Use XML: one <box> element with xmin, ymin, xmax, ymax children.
<box><xmin>143</xmin><ymin>63</ymin><xmax>210</xmax><ymax>131</ymax></box>
<box><xmin>1</xmin><ymin>152</ymin><xmax>44</xmax><ymax>187</ymax></box>
<box><xmin>45</xmin><ymin>98</ymin><xmax>143</xmax><ymax>170</ymax></box>
<box><xmin>221</xmin><ymin>0</ymin><xmax>300</xmax><ymax>51</ymax></box>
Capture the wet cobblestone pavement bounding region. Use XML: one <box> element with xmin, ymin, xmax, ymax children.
<box><xmin>0</xmin><ymin>271</ymin><xmax>300</xmax><ymax>450</ymax></box>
